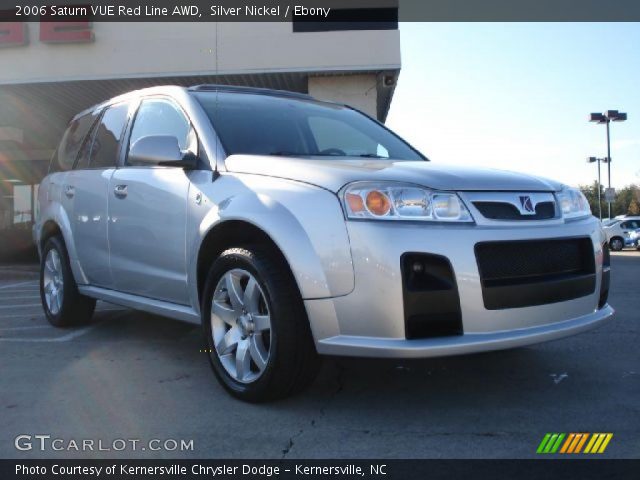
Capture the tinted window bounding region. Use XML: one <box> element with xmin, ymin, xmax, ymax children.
<box><xmin>622</xmin><ymin>220</ymin><xmax>640</xmax><ymax>229</ymax></box>
<box><xmin>127</xmin><ymin>98</ymin><xmax>192</xmax><ymax>165</ymax></box>
<box><xmin>89</xmin><ymin>102</ymin><xmax>129</xmax><ymax>169</ymax></box>
<box><xmin>193</xmin><ymin>92</ymin><xmax>423</xmax><ymax>160</ymax></box>
<box><xmin>50</xmin><ymin>111</ymin><xmax>99</xmax><ymax>173</ymax></box>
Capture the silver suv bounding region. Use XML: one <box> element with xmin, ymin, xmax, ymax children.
<box><xmin>35</xmin><ymin>85</ymin><xmax>614</xmax><ymax>401</ymax></box>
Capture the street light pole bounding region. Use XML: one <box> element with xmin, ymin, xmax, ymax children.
<box><xmin>587</xmin><ymin>156</ymin><xmax>606</xmax><ymax>220</ymax></box>
<box><xmin>597</xmin><ymin>157</ymin><xmax>602</xmax><ymax>220</ymax></box>
<box><xmin>606</xmin><ymin>119</ymin><xmax>612</xmax><ymax>219</ymax></box>
<box><xmin>589</xmin><ymin>110</ymin><xmax>627</xmax><ymax>219</ymax></box>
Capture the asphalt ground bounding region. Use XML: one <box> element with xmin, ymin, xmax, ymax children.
<box><xmin>0</xmin><ymin>252</ymin><xmax>638</xmax><ymax>459</ymax></box>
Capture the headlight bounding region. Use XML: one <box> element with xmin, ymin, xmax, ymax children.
<box><xmin>556</xmin><ymin>188</ymin><xmax>591</xmax><ymax>220</ymax></box>
<box><xmin>342</xmin><ymin>182</ymin><xmax>473</xmax><ymax>222</ymax></box>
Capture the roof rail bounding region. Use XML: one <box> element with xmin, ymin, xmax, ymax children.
<box><xmin>188</xmin><ymin>84</ymin><xmax>313</xmax><ymax>100</ymax></box>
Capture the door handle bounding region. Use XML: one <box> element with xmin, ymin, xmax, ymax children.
<box><xmin>64</xmin><ymin>185</ymin><xmax>75</xmax><ymax>198</ymax></box>
<box><xmin>114</xmin><ymin>185</ymin><xmax>128</xmax><ymax>198</ymax></box>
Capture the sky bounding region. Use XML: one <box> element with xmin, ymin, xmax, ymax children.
<box><xmin>386</xmin><ymin>23</ymin><xmax>640</xmax><ymax>189</ymax></box>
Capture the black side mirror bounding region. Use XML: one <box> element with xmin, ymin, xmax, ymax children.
<box><xmin>128</xmin><ymin>135</ymin><xmax>198</xmax><ymax>169</ymax></box>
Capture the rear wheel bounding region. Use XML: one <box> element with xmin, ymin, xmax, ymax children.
<box><xmin>202</xmin><ymin>246</ymin><xmax>319</xmax><ymax>402</ymax></box>
<box><xmin>609</xmin><ymin>237</ymin><xmax>624</xmax><ymax>252</ymax></box>
<box><xmin>40</xmin><ymin>235</ymin><xmax>96</xmax><ymax>327</ymax></box>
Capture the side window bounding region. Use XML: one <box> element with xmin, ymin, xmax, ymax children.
<box><xmin>127</xmin><ymin>98</ymin><xmax>192</xmax><ymax>166</ymax></box>
<box><xmin>88</xmin><ymin>102</ymin><xmax>129</xmax><ymax>169</ymax></box>
<box><xmin>50</xmin><ymin>111</ymin><xmax>99</xmax><ymax>173</ymax></box>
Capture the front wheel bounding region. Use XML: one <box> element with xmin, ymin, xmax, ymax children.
<box><xmin>609</xmin><ymin>237</ymin><xmax>624</xmax><ymax>252</ymax></box>
<box><xmin>201</xmin><ymin>246</ymin><xmax>320</xmax><ymax>402</ymax></box>
<box><xmin>40</xmin><ymin>235</ymin><xmax>96</xmax><ymax>327</ymax></box>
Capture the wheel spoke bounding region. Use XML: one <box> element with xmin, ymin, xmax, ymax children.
<box><xmin>55</xmin><ymin>290</ymin><xmax>63</xmax><ymax>312</ymax></box>
<box><xmin>212</xmin><ymin>300</ymin><xmax>236</xmax><ymax>326</ymax></box>
<box><xmin>252</xmin><ymin>314</ymin><xmax>270</xmax><ymax>332</ymax></box>
<box><xmin>225</xmin><ymin>272</ymin><xmax>244</xmax><ymax>313</ymax></box>
<box><xmin>45</xmin><ymin>255</ymin><xmax>55</xmax><ymax>274</ymax></box>
<box><xmin>216</xmin><ymin>326</ymin><xmax>241</xmax><ymax>355</ymax></box>
<box><xmin>235</xmin><ymin>339</ymin><xmax>251</xmax><ymax>381</ymax></box>
<box><xmin>52</xmin><ymin>251</ymin><xmax>61</xmax><ymax>273</ymax></box>
<box><xmin>50</xmin><ymin>291</ymin><xmax>59</xmax><ymax>314</ymax></box>
<box><xmin>243</xmin><ymin>277</ymin><xmax>261</xmax><ymax>314</ymax></box>
<box><xmin>249</xmin><ymin>335</ymin><xmax>268</xmax><ymax>372</ymax></box>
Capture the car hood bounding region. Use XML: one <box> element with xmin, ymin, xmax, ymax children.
<box><xmin>224</xmin><ymin>156</ymin><xmax>564</xmax><ymax>193</ymax></box>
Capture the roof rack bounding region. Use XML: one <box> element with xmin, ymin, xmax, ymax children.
<box><xmin>188</xmin><ymin>84</ymin><xmax>313</xmax><ymax>100</ymax></box>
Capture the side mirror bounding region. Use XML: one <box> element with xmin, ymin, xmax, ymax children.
<box><xmin>128</xmin><ymin>135</ymin><xmax>198</xmax><ymax>169</ymax></box>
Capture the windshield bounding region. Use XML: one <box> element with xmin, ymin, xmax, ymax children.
<box><xmin>193</xmin><ymin>91</ymin><xmax>424</xmax><ymax>160</ymax></box>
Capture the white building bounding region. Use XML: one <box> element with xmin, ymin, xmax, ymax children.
<box><xmin>0</xmin><ymin>20</ymin><xmax>401</xmax><ymax>256</ymax></box>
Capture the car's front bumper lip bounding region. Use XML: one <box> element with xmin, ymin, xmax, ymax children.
<box><xmin>315</xmin><ymin>304</ymin><xmax>614</xmax><ymax>358</ymax></box>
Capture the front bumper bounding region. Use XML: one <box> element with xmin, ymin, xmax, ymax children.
<box><xmin>304</xmin><ymin>215</ymin><xmax>613</xmax><ymax>358</ymax></box>
<box><xmin>311</xmin><ymin>304</ymin><xmax>613</xmax><ymax>358</ymax></box>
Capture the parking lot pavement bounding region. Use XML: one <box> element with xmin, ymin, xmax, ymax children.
<box><xmin>0</xmin><ymin>253</ymin><xmax>638</xmax><ymax>459</ymax></box>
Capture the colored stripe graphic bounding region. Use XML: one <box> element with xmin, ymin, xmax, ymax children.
<box><xmin>538</xmin><ymin>433</ymin><xmax>613</xmax><ymax>454</ymax></box>
<box><xmin>537</xmin><ymin>433</ymin><xmax>552</xmax><ymax>453</ymax></box>
<box><xmin>597</xmin><ymin>433</ymin><xmax>614</xmax><ymax>453</ymax></box>
<box><xmin>560</xmin><ymin>433</ymin><xmax>575</xmax><ymax>453</ymax></box>
<box><xmin>574</xmin><ymin>433</ymin><xmax>589</xmax><ymax>453</ymax></box>
<box><xmin>537</xmin><ymin>433</ymin><xmax>565</xmax><ymax>454</ymax></box>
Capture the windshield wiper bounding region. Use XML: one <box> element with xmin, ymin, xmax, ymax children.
<box><xmin>358</xmin><ymin>153</ymin><xmax>387</xmax><ymax>158</ymax></box>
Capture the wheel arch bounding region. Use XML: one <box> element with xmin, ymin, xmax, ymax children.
<box><xmin>196</xmin><ymin>220</ymin><xmax>296</xmax><ymax>308</ymax></box>
<box><xmin>40</xmin><ymin>220</ymin><xmax>66</xmax><ymax>251</ymax></box>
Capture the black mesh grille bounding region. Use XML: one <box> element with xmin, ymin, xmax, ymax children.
<box><xmin>475</xmin><ymin>238</ymin><xmax>596</xmax><ymax>309</ymax></box>
<box><xmin>476</xmin><ymin>238</ymin><xmax>594</xmax><ymax>282</ymax></box>
<box><xmin>473</xmin><ymin>201</ymin><xmax>556</xmax><ymax>220</ymax></box>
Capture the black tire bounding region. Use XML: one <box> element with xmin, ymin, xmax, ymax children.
<box><xmin>609</xmin><ymin>237</ymin><xmax>624</xmax><ymax>252</ymax></box>
<box><xmin>201</xmin><ymin>246</ymin><xmax>320</xmax><ymax>402</ymax></box>
<box><xmin>40</xmin><ymin>235</ymin><xmax>96</xmax><ymax>327</ymax></box>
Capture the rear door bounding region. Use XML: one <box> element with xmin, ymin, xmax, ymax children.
<box><xmin>108</xmin><ymin>97</ymin><xmax>194</xmax><ymax>304</ymax></box>
<box><xmin>67</xmin><ymin>102</ymin><xmax>130</xmax><ymax>288</ymax></box>
<box><xmin>47</xmin><ymin>110</ymin><xmax>99</xmax><ymax>275</ymax></box>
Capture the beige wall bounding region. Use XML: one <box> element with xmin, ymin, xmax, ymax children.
<box><xmin>0</xmin><ymin>22</ymin><xmax>400</xmax><ymax>84</ymax></box>
<box><xmin>308</xmin><ymin>74</ymin><xmax>378</xmax><ymax>118</ymax></box>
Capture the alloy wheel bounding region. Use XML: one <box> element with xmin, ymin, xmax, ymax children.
<box><xmin>43</xmin><ymin>248</ymin><xmax>64</xmax><ymax>315</ymax></box>
<box><xmin>211</xmin><ymin>269</ymin><xmax>272</xmax><ymax>383</ymax></box>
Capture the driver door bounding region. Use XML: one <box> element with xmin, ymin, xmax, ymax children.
<box><xmin>108</xmin><ymin>97</ymin><xmax>195</xmax><ymax>305</ymax></box>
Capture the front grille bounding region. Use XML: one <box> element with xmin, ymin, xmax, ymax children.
<box><xmin>475</xmin><ymin>238</ymin><xmax>596</xmax><ymax>309</ymax></box>
<box><xmin>473</xmin><ymin>201</ymin><xmax>556</xmax><ymax>220</ymax></box>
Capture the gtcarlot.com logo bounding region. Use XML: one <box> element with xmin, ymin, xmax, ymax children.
<box><xmin>14</xmin><ymin>435</ymin><xmax>194</xmax><ymax>452</ymax></box>
<box><xmin>537</xmin><ymin>433</ymin><xmax>613</xmax><ymax>454</ymax></box>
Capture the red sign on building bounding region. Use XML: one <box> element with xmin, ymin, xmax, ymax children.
<box><xmin>0</xmin><ymin>21</ymin><xmax>93</xmax><ymax>46</ymax></box>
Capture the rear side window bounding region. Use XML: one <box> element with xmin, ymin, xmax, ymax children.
<box><xmin>50</xmin><ymin>111</ymin><xmax>99</xmax><ymax>173</ymax></box>
<box><xmin>87</xmin><ymin>102</ymin><xmax>129</xmax><ymax>169</ymax></box>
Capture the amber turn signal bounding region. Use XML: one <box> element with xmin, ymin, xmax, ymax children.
<box><xmin>366</xmin><ymin>190</ymin><xmax>392</xmax><ymax>216</ymax></box>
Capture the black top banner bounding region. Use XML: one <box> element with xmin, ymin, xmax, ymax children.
<box><xmin>0</xmin><ymin>0</ymin><xmax>639</xmax><ymax>22</ymax></box>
